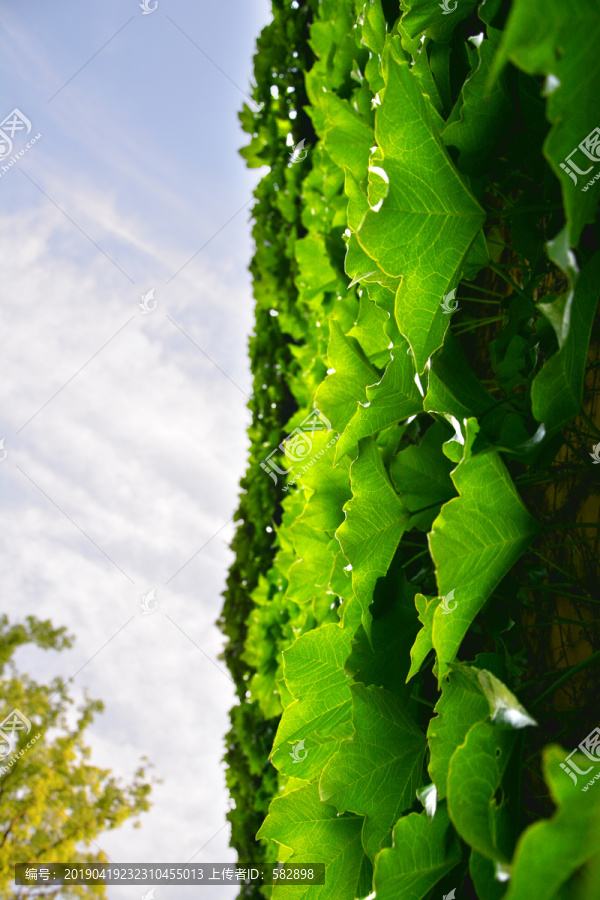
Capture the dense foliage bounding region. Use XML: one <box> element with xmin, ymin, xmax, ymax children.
<box><xmin>220</xmin><ymin>0</ymin><xmax>600</xmax><ymax>897</ymax></box>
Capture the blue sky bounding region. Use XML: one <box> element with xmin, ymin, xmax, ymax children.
<box><xmin>0</xmin><ymin>1</ymin><xmax>272</xmax><ymax>897</ymax></box>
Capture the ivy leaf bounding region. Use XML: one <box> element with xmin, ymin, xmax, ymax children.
<box><xmin>493</xmin><ymin>0</ymin><xmax>600</xmax><ymax>245</ymax></box>
<box><xmin>320</xmin><ymin>684</ymin><xmax>426</xmax><ymax>860</ymax></box>
<box><xmin>270</xmin><ymin>623</ymin><xmax>354</xmax><ymax>780</ymax></box>
<box><xmin>347</xmin><ymin>292</ymin><xmax>393</xmax><ymax>368</ymax></box>
<box><xmin>356</xmin><ymin>39</ymin><xmax>485</xmax><ymax>372</ymax></box>
<box><xmin>429</xmin><ymin>427</ymin><xmax>540</xmax><ymax>677</ymax></box>
<box><xmin>531</xmin><ymin>250</ymin><xmax>600</xmax><ymax>434</ymax></box>
<box><xmin>427</xmin><ymin>663</ymin><xmax>536</xmax><ymax>809</ymax></box>
<box><xmin>451</xmin><ymin>663</ymin><xmax>537</xmax><ymax>729</ymax></box>
<box><xmin>315</xmin><ymin>319</ymin><xmax>380</xmax><ymax>433</ymax></box>
<box><xmin>447</xmin><ymin>721</ymin><xmax>518</xmax><ymax>863</ymax></box>
<box><xmin>295</xmin><ymin>233</ymin><xmax>341</xmax><ymax>300</ymax></box>
<box><xmin>346</xmin><ymin>567</ymin><xmax>419</xmax><ymax>693</ymax></box>
<box><xmin>424</xmin><ymin>332</ymin><xmax>498</xmax><ymax>422</ymax></box>
<box><xmin>406</xmin><ymin>593</ymin><xmax>437</xmax><ymax>682</ymax></box>
<box><xmin>285</xmin><ymin>525</ymin><xmax>340</xmax><ymax>619</ymax></box>
<box><xmin>401</xmin><ymin>0</ymin><xmax>478</xmax><ymax>43</ymax></box>
<box><xmin>442</xmin><ymin>27</ymin><xmax>512</xmax><ymax>177</ymax></box>
<box><xmin>293</xmin><ymin>429</ymin><xmax>352</xmax><ymax>533</ymax></box>
<box><xmin>427</xmin><ymin>666</ymin><xmax>490</xmax><ymax>799</ymax></box>
<box><xmin>390</xmin><ymin>422</ymin><xmax>457</xmax><ymax>530</ymax></box>
<box><xmin>335</xmin><ymin>343</ymin><xmax>423</xmax><ymax>462</ymax></box>
<box><xmin>470</xmin><ymin>850</ymin><xmax>508</xmax><ymax>900</ymax></box>
<box><xmin>336</xmin><ymin>438</ymin><xmax>412</xmax><ymax>627</ymax></box>
<box><xmin>312</xmin><ymin>91</ymin><xmax>374</xmax><ymax>182</ymax></box>
<box><xmin>503</xmin><ymin>745</ymin><xmax>600</xmax><ymax>900</ymax></box>
<box><xmin>257</xmin><ymin>783</ymin><xmax>372</xmax><ymax>900</ymax></box>
<box><xmin>361</xmin><ymin>0</ymin><xmax>387</xmax><ymax>55</ymax></box>
<box><xmin>373</xmin><ymin>805</ymin><xmax>462</xmax><ymax>900</ymax></box>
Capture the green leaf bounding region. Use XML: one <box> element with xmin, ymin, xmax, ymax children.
<box><xmin>295</xmin><ymin>233</ymin><xmax>341</xmax><ymax>300</ymax></box>
<box><xmin>361</xmin><ymin>0</ymin><xmax>387</xmax><ymax>55</ymax></box>
<box><xmin>270</xmin><ymin>623</ymin><xmax>354</xmax><ymax>780</ymax></box>
<box><xmin>356</xmin><ymin>40</ymin><xmax>485</xmax><ymax>371</ymax></box>
<box><xmin>493</xmin><ymin>0</ymin><xmax>600</xmax><ymax>245</ymax></box>
<box><xmin>346</xmin><ymin>567</ymin><xmax>419</xmax><ymax>693</ymax></box>
<box><xmin>470</xmin><ymin>850</ymin><xmax>508</xmax><ymax>900</ymax></box>
<box><xmin>401</xmin><ymin>0</ymin><xmax>478</xmax><ymax>43</ymax></box>
<box><xmin>373</xmin><ymin>805</ymin><xmax>462</xmax><ymax>900</ymax></box>
<box><xmin>406</xmin><ymin>593</ymin><xmax>437</xmax><ymax>682</ymax></box>
<box><xmin>320</xmin><ymin>684</ymin><xmax>426</xmax><ymax>859</ymax></box>
<box><xmin>429</xmin><ymin>429</ymin><xmax>540</xmax><ymax>677</ymax></box>
<box><xmin>449</xmin><ymin>663</ymin><xmax>537</xmax><ymax>729</ymax></box>
<box><xmin>424</xmin><ymin>332</ymin><xmax>498</xmax><ymax>422</ymax></box>
<box><xmin>335</xmin><ymin>343</ymin><xmax>423</xmax><ymax>461</ymax></box>
<box><xmin>427</xmin><ymin>667</ymin><xmax>490</xmax><ymax>799</ymax></box>
<box><xmin>316</xmin><ymin>91</ymin><xmax>374</xmax><ymax>182</ymax></box>
<box><xmin>285</xmin><ymin>524</ymin><xmax>339</xmax><ymax>618</ymax></box>
<box><xmin>442</xmin><ymin>28</ymin><xmax>512</xmax><ymax>177</ymax></box>
<box><xmin>503</xmin><ymin>745</ymin><xmax>600</xmax><ymax>900</ymax></box>
<box><xmin>292</xmin><ymin>429</ymin><xmax>352</xmax><ymax>533</ymax></box>
<box><xmin>390</xmin><ymin>422</ymin><xmax>457</xmax><ymax>530</ymax></box>
<box><xmin>336</xmin><ymin>438</ymin><xmax>412</xmax><ymax>625</ymax></box>
<box><xmin>447</xmin><ymin>721</ymin><xmax>517</xmax><ymax>863</ymax></box>
<box><xmin>257</xmin><ymin>783</ymin><xmax>372</xmax><ymax>900</ymax></box>
<box><xmin>344</xmin><ymin>167</ymin><xmax>371</xmax><ymax>234</ymax></box>
<box><xmin>531</xmin><ymin>250</ymin><xmax>600</xmax><ymax>433</ymax></box>
<box><xmin>315</xmin><ymin>319</ymin><xmax>381</xmax><ymax>433</ymax></box>
<box><xmin>347</xmin><ymin>291</ymin><xmax>393</xmax><ymax>368</ymax></box>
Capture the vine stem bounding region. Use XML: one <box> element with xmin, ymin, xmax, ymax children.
<box><xmin>453</xmin><ymin>315</ymin><xmax>505</xmax><ymax>334</ymax></box>
<box><xmin>523</xmin><ymin>615</ymin><xmax>600</xmax><ymax>628</ymax></box>
<box><xmin>457</xmin><ymin>296</ymin><xmax>501</xmax><ymax>305</ymax></box>
<box><xmin>528</xmin><ymin>586</ymin><xmax>598</xmax><ymax>604</ymax></box>
<box><xmin>529</xmin><ymin>649</ymin><xmax>600</xmax><ymax>710</ymax></box>
<box><xmin>580</xmin><ymin>409</ymin><xmax>600</xmax><ymax>439</ymax></box>
<box><xmin>411</xmin><ymin>694</ymin><xmax>435</xmax><ymax>708</ymax></box>
<box><xmin>488</xmin><ymin>263</ymin><xmax>531</xmax><ymax>302</ymax></box>
<box><xmin>404</xmin><ymin>549</ymin><xmax>431</xmax><ymax>567</ymax></box>
<box><xmin>533</xmin><ymin>550</ymin><xmax>578</xmax><ymax>580</ymax></box>
<box><xmin>542</xmin><ymin>522</ymin><xmax>599</xmax><ymax>532</ymax></box>
<box><xmin>541</xmin><ymin>537</ymin><xmax>600</xmax><ymax>548</ymax></box>
<box><xmin>485</xmin><ymin>237</ymin><xmax>531</xmax><ymax>267</ymax></box>
<box><xmin>463</xmin><ymin>285</ymin><xmax>508</xmax><ymax>298</ymax></box>
<box><xmin>486</xmin><ymin>203</ymin><xmax>563</xmax><ymax>218</ymax></box>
